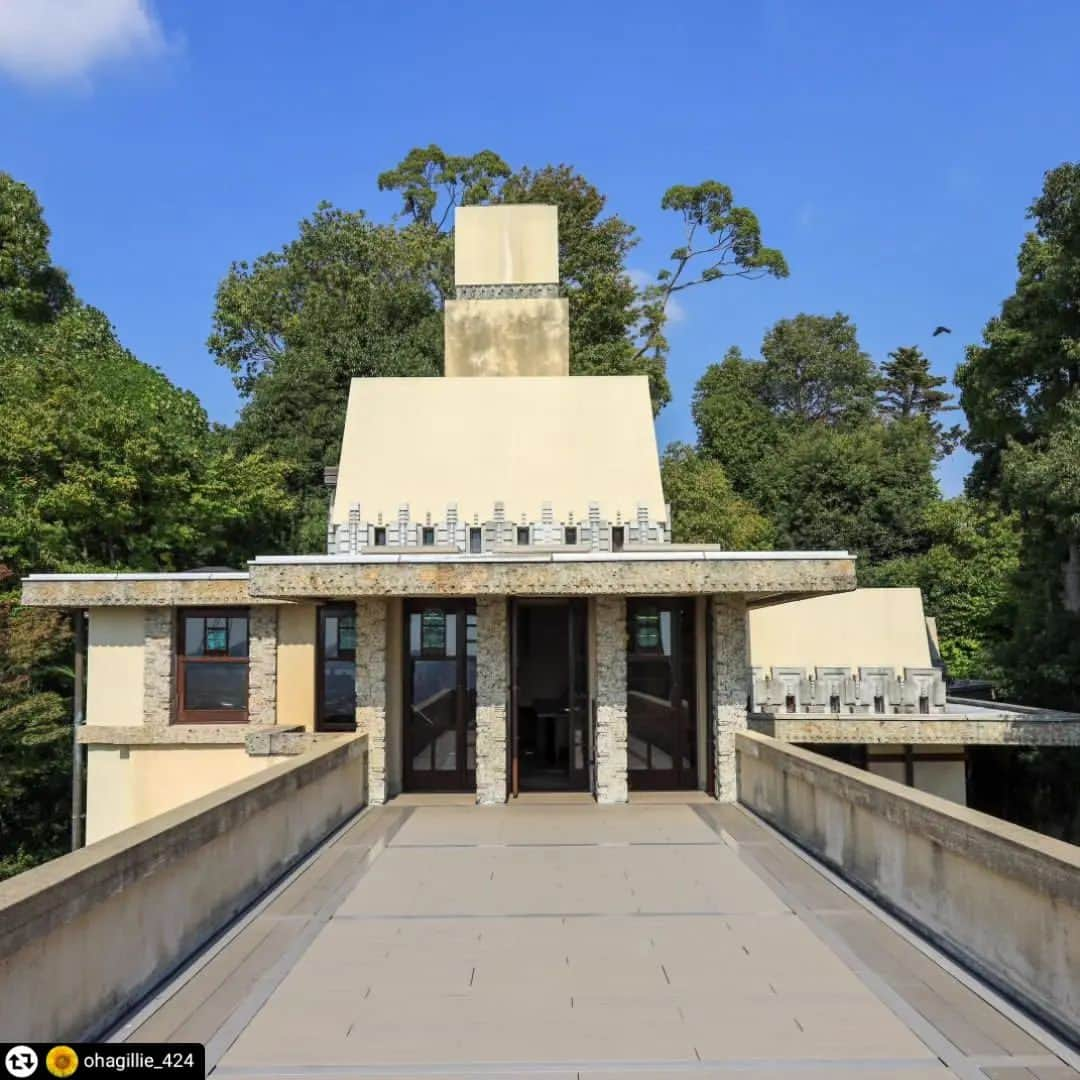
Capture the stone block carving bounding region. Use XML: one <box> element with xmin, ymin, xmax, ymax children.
<box><xmin>810</xmin><ymin>667</ymin><xmax>855</xmax><ymax>714</ymax></box>
<box><xmin>902</xmin><ymin>667</ymin><xmax>946</xmax><ymax>714</ymax></box>
<box><xmin>594</xmin><ymin>596</ymin><xmax>628</xmax><ymax>804</ymax></box>
<box><xmin>856</xmin><ymin>667</ymin><xmax>899</xmax><ymax>714</ymax></box>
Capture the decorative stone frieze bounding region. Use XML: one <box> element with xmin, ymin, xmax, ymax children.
<box><xmin>355</xmin><ymin>598</ymin><xmax>388</xmax><ymax>804</ymax></box>
<box><xmin>751</xmin><ymin>665</ymin><xmax>948</xmax><ymax>716</ymax></box>
<box><xmin>326</xmin><ymin>500</ymin><xmax>670</xmax><ymax>556</ymax></box>
<box><xmin>475</xmin><ymin>597</ymin><xmax>508</xmax><ymax>805</ymax></box>
<box><xmin>248</xmin><ymin>606</ymin><xmax>278</xmax><ymax>726</ymax></box>
<box><xmin>594</xmin><ymin>596</ymin><xmax>628</xmax><ymax>804</ymax></box>
<box><xmin>456</xmin><ymin>283</ymin><xmax>560</xmax><ymax>300</ymax></box>
<box><xmin>713</xmin><ymin>594</ymin><xmax>749</xmax><ymax>802</ymax></box>
<box><xmin>143</xmin><ymin>608</ymin><xmax>175</xmax><ymax>728</ymax></box>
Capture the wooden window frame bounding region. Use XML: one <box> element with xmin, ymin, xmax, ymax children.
<box><xmin>177</xmin><ymin>607</ymin><xmax>250</xmax><ymax>724</ymax></box>
<box><xmin>316</xmin><ymin>604</ymin><xmax>358</xmax><ymax>732</ymax></box>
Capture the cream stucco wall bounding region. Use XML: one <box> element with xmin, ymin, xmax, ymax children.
<box><xmin>749</xmin><ymin>588</ymin><xmax>932</xmax><ymax>671</ymax></box>
<box><xmin>454</xmin><ymin>205</ymin><xmax>559</xmax><ymax>285</ymax></box>
<box><xmin>277</xmin><ymin>603</ymin><xmax>317</xmax><ymax>731</ymax></box>
<box><xmin>866</xmin><ymin>743</ymin><xmax>967</xmax><ymax>806</ymax></box>
<box><xmin>87</xmin><ymin>608</ymin><xmax>145</xmax><ymax>726</ymax></box>
<box><xmin>85</xmin><ymin>745</ymin><xmax>286</xmax><ymax>843</ymax></box>
<box><xmin>332</xmin><ymin>376</ymin><xmax>666</xmax><ymax>525</ymax></box>
<box><xmin>444</xmin><ymin>297</ymin><xmax>569</xmax><ymax>377</ymax></box>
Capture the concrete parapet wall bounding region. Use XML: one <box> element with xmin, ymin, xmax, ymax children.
<box><xmin>0</xmin><ymin>735</ymin><xmax>367</xmax><ymax>1042</ymax></box>
<box><xmin>735</xmin><ymin>731</ymin><xmax>1080</xmax><ymax>1042</ymax></box>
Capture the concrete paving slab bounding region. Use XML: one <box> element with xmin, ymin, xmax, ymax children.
<box><xmin>118</xmin><ymin>801</ymin><xmax>1075</xmax><ymax>1079</ymax></box>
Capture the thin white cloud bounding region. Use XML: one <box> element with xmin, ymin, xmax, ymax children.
<box><xmin>0</xmin><ymin>0</ymin><xmax>168</xmax><ymax>88</ymax></box>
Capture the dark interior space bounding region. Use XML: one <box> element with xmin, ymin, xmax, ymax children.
<box><xmin>515</xmin><ymin>601</ymin><xmax>588</xmax><ymax>791</ymax></box>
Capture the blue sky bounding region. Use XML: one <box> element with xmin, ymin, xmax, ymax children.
<box><xmin>3</xmin><ymin>1</ymin><xmax>1079</xmax><ymax>496</ymax></box>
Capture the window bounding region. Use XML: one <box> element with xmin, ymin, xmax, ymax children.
<box><xmin>422</xmin><ymin>526</ymin><xmax>436</xmax><ymax>546</ymax></box>
<box><xmin>373</xmin><ymin>526</ymin><xmax>386</xmax><ymax>546</ymax></box>
<box><xmin>517</xmin><ymin>526</ymin><xmax>530</xmax><ymax>545</ymax></box>
<box><xmin>178</xmin><ymin>609</ymin><xmax>249</xmax><ymax>722</ymax></box>
<box><xmin>564</xmin><ymin>526</ymin><xmax>578</xmax><ymax>545</ymax></box>
<box><xmin>469</xmin><ymin>527</ymin><xmax>483</xmax><ymax>553</ymax></box>
<box><xmin>611</xmin><ymin>526</ymin><xmax>625</xmax><ymax>552</ymax></box>
<box><xmin>318</xmin><ymin>606</ymin><xmax>356</xmax><ymax>731</ymax></box>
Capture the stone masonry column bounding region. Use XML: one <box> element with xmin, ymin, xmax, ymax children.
<box><xmin>594</xmin><ymin>595</ymin><xmax>628</xmax><ymax>804</ymax></box>
<box><xmin>248</xmin><ymin>606</ymin><xmax>278</xmax><ymax>726</ymax></box>
<box><xmin>712</xmin><ymin>594</ymin><xmax>749</xmax><ymax>802</ymax></box>
<box><xmin>355</xmin><ymin>598</ymin><xmax>388</xmax><ymax>805</ymax></box>
<box><xmin>475</xmin><ymin>597</ymin><xmax>508</xmax><ymax>805</ymax></box>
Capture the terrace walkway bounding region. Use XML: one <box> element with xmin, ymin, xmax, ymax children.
<box><xmin>113</xmin><ymin>799</ymin><xmax>1078</xmax><ymax>1079</ymax></box>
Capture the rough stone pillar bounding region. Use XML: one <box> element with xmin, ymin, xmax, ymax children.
<box><xmin>475</xmin><ymin>597</ymin><xmax>508</xmax><ymax>805</ymax></box>
<box><xmin>143</xmin><ymin>609</ymin><xmax>175</xmax><ymax>728</ymax></box>
<box><xmin>248</xmin><ymin>606</ymin><xmax>278</xmax><ymax>725</ymax></box>
<box><xmin>594</xmin><ymin>595</ymin><xmax>628</xmax><ymax>804</ymax></box>
<box><xmin>712</xmin><ymin>594</ymin><xmax>749</xmax><ymax>802</ymax></box>
<box><xmin>355</xmin><ymin>598</ymin><xmax>388</xmax><ymax>805</ymax></box>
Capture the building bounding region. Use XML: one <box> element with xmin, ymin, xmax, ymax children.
<box><xmin>20</xmin><ymin>205</ymin><xmax>1080</xmax><ymax>843</ymax></box>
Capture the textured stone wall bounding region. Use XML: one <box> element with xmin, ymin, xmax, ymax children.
<box><xmin>594</xmin><ymin>596</ymin><xmax>628</xmax><ymax>804</ymax></box>
<box><xmin>475</xmin><ymin>597</ymin><xmax>508</xmax><ymax>804</ymax></box>
<box><xmin>248</xmin><ymin>556</ymin><xmax>855</xmax><ymax>600</ymax></box>
<box><xmin>713</xmin><ymin>594</ymin><xmax>749</xmax><ymax>801</ymax></box>
<box><xmin>143</xmin><ymin>609</ymin><xmax>175</xmax><ymax>728</ymax></box>
<box><xmin>355</xmin><ymin>598</ymin><xmax>388</xmax><ymax>804</ymax></box>
<box><xmin>248</xmin><ymin>607</ymin><xmax>278</xmax><ymax>726</ymax></box>
<box><xmin>22</xmin><ymin>577</ymin><xmax>270</xmax><ymax>608</ymax></box>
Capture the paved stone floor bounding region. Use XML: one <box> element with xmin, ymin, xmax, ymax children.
<box><xmin>119</xmin><ymin>800</ymin><xmax>1079</xmax><ymax>1079</ymax></box>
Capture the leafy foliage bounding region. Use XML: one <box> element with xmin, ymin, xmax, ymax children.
<box><xmin>862</xmin><ymin>499</ymin><xmax>1021</xmax><ymax>680</ymax></box>
<box><xmin>0</xmin><ymin>171</ymin><xmax>294</xmax><ymax>878</ymax></box>
<box><xmin>878</xmin><ymin>346</ymin><xmax>962</xmax><ymax>457</ymax></box>
<box><xmin>957</xmin><ymin>162</ymin><xmax>1080</xmax><ymax>707</ymax></box>
<box><xmin>661</xmin><ymin>444</ymin><xmax>774</xmax><ymax>549</ymax></box>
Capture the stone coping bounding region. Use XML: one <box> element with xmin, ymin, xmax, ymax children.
<box><xmin>20</xmin><ymin>575</ymin><xmax>277</xmax><ymax>608</ymax></box>
<box><xmin>736</xmin><ymin>731</ymin><xmax>1080</xmax><ymax>890</ymax></box>
<box><xmin>21</xmin><ymin>551</ymin><xmax>856</xmax><ymax>606</ymax></box>
<box><xmin>77</xmin><ymin>723</ymin><xmax>304</xmax><ymax>747</ymax></box>
<box><xmin>0</xmin><ymin>734</ymin><xmax>365</xmax><ymax>963</ymax></box>
<box><xmin>248</xmin><ymin>554</ymin><xmax>856</xmax><ymax>599</ymax></box>
<box><xmin>749</xmin><ymin>714</ymin><xmax>1080</xmax><ymax>745</ymax></box>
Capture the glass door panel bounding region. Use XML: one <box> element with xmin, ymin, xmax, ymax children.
<box><xmin>404</xmin><ymin>602</ymin><xmax>476</xmax><ymax>791</ymax></box>
<box><xmin>627</xmin><ymin>598</ymin><xmax>697</xmax><ymax>789</ymax></box>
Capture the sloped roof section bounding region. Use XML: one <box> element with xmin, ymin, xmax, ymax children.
<box><xmin>331</xmin><ymin>375</ymin><xmax>665</xmax><ymax>526</ymax></box>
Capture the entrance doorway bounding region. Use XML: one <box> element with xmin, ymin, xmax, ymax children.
<box><xmin>403</xmin><ymin>600</ymin><xmax>476</xmax><ymax>792</ymax></box>
<box><xmin>511</xmin><ymin>599</ymin><xmax>590</xmax><ymax>793</ymax></box>
<box><xmin>627</xmin><ymin>598</ymin><xmax>698</xmax><ymax>790</ymax></box>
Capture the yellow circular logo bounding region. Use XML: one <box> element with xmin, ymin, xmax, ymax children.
<box><xmin>46</xmin><ymin>1045</ymin><xmax>79</xmax><ymax>1077</ymax></box>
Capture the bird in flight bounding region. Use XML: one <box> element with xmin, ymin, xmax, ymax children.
<box><xmin>932</xmin><ymin>326</ymin><xmax>952</xmax><ymax>336</ymax></box>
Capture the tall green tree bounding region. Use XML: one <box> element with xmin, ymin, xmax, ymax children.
<box><xmin>209</xmin><ymin>206</ymin><xmax>443</xmax><ymax>550</ymax></box>
<box><xmin>878</xmin><ymin>346</ymin><xmax>961</xmax><ymax>456</ymax></box>
<box><xmin>687</xmin><ymin>314</ymin><xmax>940</xmax><ymax>561</ymax></box>
<box><xmin>0</xmin><ymin>172</ymin><xmax>294</xmax><ymax>878</ymax></box>
<box><xmin>757</xmin><ymin>313</ymin><xmax>878</xmax><ymax>425</ymax></box>
<box><xmin>957</xmin><ymin>162</ymin><xmax>1080</xmax><ymax>707</ymax></box>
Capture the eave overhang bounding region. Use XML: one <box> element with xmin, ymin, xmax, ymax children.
<box><xmin>246</xmin><ymin>550</ymin><xmax>857</xmax><ymax>600</ymax></box>
<box><xmin>20</xmin><ymin>550</ymin><xmax>858</xmax><ymax>607</ymax></box>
